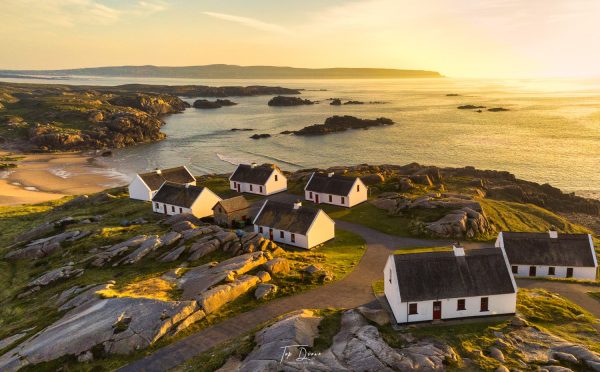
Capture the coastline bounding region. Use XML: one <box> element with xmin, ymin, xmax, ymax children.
<box><xmin>0</xmin><ymin>151</ymin><xmax>129</xmax><ymax>206</ymax></box>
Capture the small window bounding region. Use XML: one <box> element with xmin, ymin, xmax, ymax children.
<box><xmin>275</xmin><ymin>174</ymin><xmax>278</xmax><ymax>182</ymax></box>
<box><xmin>566</xmin><ymin>267</ymin><xmax>574</xmax><ymax>278</ymax></box>
<box><xmin>341</xmin><ymin>196</ymin><xmax>345</xmax><ymax>204</ymax></box>
<box><xmin>233</xmin><ymin>182</ymin><xmax>237</xmax><ymax>188</ymax></box>
<box><xmin>291</xmin><ymin>233</ymin><xmax>295</xmax><ymax>243</ymax></box>
<box><xmin>389</xmin><ymin>269</ymin><xmax>392</xmax><ymax>283</ymax></box>
<box><xmin>512</xmin><ymin>265</ymin><xmax>518</xmax><ymax>274</ymax></box>
<box><xmin>480</xmin><ymin>297</ymin><xmax>489</xmax><ymax>312</ymax></box>
<box><xmin>280</xmin><ymin>231</ymin><xmax>284</xmax><ymax>239</ymax></box>
<box><xmin>309</xmin><ymin>191</ymin><xmax>313</xmax><ymax>198</ymax></box>
<box><xmin>357</xmin><ymin>184</ymin><xmax>360</xmax><ymax>192</ymax></box>
<box><xmin>259</xmin><ymin>186</ymin><xmax>263</xmax><ymax>193</ymax></box>
<box><xmin>250</xmin><ymin>185</ymin><xmax>253</xmax><ymax>191</ymax></box>
<box><xmin>548</xmin><ymin>267</ymin><xmax>555</xmax><ymax>275</ymax></box>
<box><xmin>179</xmin><ymin>207</ymin><xmax>183</xmax><ymax>213</ymax></box>
<box><xmin>457</xmin><ymin>299</ymin><xmax>466</xmax><ymax>311</ymax></box>
<box><xmin>171</xmin><ymin>206</ymin><xmax>175</xmax><ymax>212</ymax></box>
<box><xmin>259</xmin><ymin>226</ymin><xmax>264</xmax><ymax>233</ymax></box>
<box><xmin>154</xmin><ymin>202</ymin><xmax>159</xmax><ymax>209</ymax></box>
<box><xmin>328</xmin><ymin>195</ymin><xmax>332</xmax><ymax>202</ymax></box>
<box><xmin>408</xmin><ymin>303</ymin><xmax>418</xmax><ymax>315</ymax></box>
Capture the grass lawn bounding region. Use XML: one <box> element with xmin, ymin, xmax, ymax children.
<box><xmin>322</xmin><ymin>202</ymin><xmax>414</xmax><ymax>236</ymax></box>
<box><xmin>372</xmin><ymin>279</ymin><xmax>384</xmax><ymax>296</ymax></box>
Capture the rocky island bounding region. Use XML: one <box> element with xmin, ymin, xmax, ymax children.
<box><xmin>267</xmin><ymin>96</ymin><xmax>316</xmax><ymax>106</ymax></box>
<box><xmin>287</xmin><ymin>115</ymin><xmax>394</xmax><ymax>136</ymax></box>
<box><xmin>192</xmin><ymin>99</ymin><xmax>237</xmax><ymax>109</ymax></box>
<box><xmin>457</xmin><ymin>104</ymin><xmax>486</xmax><ymax>110</ymax></box>
<box><xmin>0</xmin><ymin>82</ymin><xmax>301</xmax><ymax>151</ymax></box>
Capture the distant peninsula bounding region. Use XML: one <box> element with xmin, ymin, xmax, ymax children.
<box><xmin>0</xmin><ymin>64</ymin><xmax>443</xmax><ymax>80</ymax></box>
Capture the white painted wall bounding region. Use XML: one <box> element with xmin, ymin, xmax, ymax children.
<box><xmin>254</xmin><ymin>224</ymin><xmax>309</xmax><ymax>249</ymax></box>
<box><xmin>190</xmin><ymin>188</ymin><xmax>222</xmax><ymax>219</ymax></box>
<box><xmin>229</xmin><ymin>168</ymin><xmax>287</xmax><ymax>195</ymax></box>
<box><xmin>511</xmin><ymin>264</ymin><xmax>597</xmax><ymax>280</ymax></box>
<box><xmin>304</xmin><ymin>176</ymin><xmax>367</xmax><ymax>208</ymax></box>
<box><xmin>390</xmin><ymin>293</ymin><xmax>517</xmax><ymax>324</ymax></box>
<box><xmin>306</xmin><ymin>210</ymin><xmax>336</xmax><ymax>248</ymax></box>
<box><xmin>153</xmin><ymin>202</ymin><xmax>190</xmax><ymax>216</ymax></box>
<box><xmin>128</xmin><ymin>175</ymin><xmax>153</xmax><ymax>201</ymax></box>
<box><xmin>384</xmin><ymin>256</ymin><xmax>403</xmax><ymax>323</ymax></box>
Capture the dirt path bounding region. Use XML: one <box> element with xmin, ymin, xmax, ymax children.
<box><xmin>119</xmin><ymin>222</ymin><xmax>598</xmax><ymax>371</ymax></box>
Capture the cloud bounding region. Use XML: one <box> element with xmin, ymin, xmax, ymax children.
<box><xmin>0</xmin><ymin>0</ymin><xmax>167</xmax><ymax>29</ymax></box>
<box><xmin>203</xmin><ymin>11</ymin><xmax>290</xmax><ymax>34</ymax></box>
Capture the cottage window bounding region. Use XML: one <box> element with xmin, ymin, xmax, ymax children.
<box><xmin>260</xmin><ymin>186</ymin><xmax>263</xmax><ymax>193</ymax></box>
<box><xmin>309</xmin><ymin>192</ymin><xmax>313</xmax><ymax>198</ymax></box>
<box><xmin>457</xmin><ymin>299</ymin><xmax>466</xmax><ymax>311</ymax></box>
<box><xmin>179</xmin><ymin>208</ymin><xmax>183</xmax><ymax>213</ymax></box>
<box><xmin>275</xmin><ymin>174</ymin><xmax>278</xmax><ymax>181</ymax></box>
<box><xmin>154</xmin><ymin>202</ymin><xmax>159</xmax><ymax>209</ymax></box>
<box><xmin>328</xmin><ymin>195</ymin><xmax>332</xmax><ymax>202</ymax></box>
<box><xmin>259</xmin><ymin>226</ymin><xmax>264</xmax><ymax>233</ymax></box>
<box><xmin>291</xmin><ymin>233</ymin><xmax>295</xmax><ymax>243</ymax></box>
<box><xmin>250</xmin><ymin>185</ymin><xmax>253</xmax><ymax>191</ymax></box>
<box><xmin>233</xmin><ymin>182</ymin><xmax>237</xmax><ymax>188</ymax></box>
<box><xmin>408</xmin><ymin>303</ymin><xmax>418</xmax><ymax>315</ymax></box>
<box><xmin>548</xmin><ymin>267</ymin><xmax>555</xmax><ymax>275</ymax></box>
<box><xmin>280</xmin><ymin>231</ymin><xmax>284</xmax><ymax>239</ymax></box>
<box><xmin>480</xmin><ymin>297</ymin><xmax>489</xmax><ymax>312</ymax></box>
<box><xmin>566</xmin><ymin>267</ymin><xmax>574</xmax><ymax>278</ymax></box>
<box><xmin>389</xmin><ymin>269</ymin><xmax>392</xmax><ymax>283</ymax></box>
<box><xmin>357</xmin><ymin>184</ymin><xmax>360</xmax><ymax>192</ymax></box>
<box><xmin>171</xmin><ymin>206</ymin><xmax>175</xmax><ymax>212</ymax></box>
<box><xmin>341</xmin><ymin>196</ymin><xmax>345</xmax><ymax>204</ymax></box>
<box><xmin>512</xmin><ymin>266</ymin><xmax>518</xmax><ymax>274</ymax></box>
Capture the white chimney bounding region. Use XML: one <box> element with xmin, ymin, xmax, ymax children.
<box><xmin>328</xmin><ymin>172</ymin><xmax>334</xmax><ymax>178</ymax></box>
<box><xmin>549</xmin><ymin>230</ymin><xmax>558</xmax><ymax>239</ymax></box>
<box><xmin>293</xmin><ymin>200</ymin><xmax>302</xmax><ymax>210</ymax></box>
<box><xmin>155</xmin><ymin>169</ymin><xmax>162</xmax><ymax>174</ymax></box>
<box><xmin>251</xmin><ymin>162</ymin><xmax>257</xmax><ymax>168</ymax></box>
<box><xmin>453</xmin><ymin>243</ymin><xmax>465</xmax><ymax>257</ymax></box>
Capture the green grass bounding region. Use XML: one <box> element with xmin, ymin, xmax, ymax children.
<box><xmin>479</xmin><ymin>198</ymin><xmax>590</xmax><ymax>236</ymax></box>
<box><xmin>393</xmin><ymin>246</ymin><xmax>452</xmax><ymax>255</ymax></box>
<box><xmin>372</xmin><ymin>279</ymin><xmax>384</xmax><ymax>296</ymax></box>
<box><xmin>323</xmin><ymin>202</ymin><xmax>414</xmax><ymax>236</ymax></box>
<box><xmin>517</xmin><ymin>276</ymin><xmax>600</xmax><ymax>287</ymax></box>
<box><xmin>589</xmin><ymin>292</ymin><xmax>600</xmax><ymax>302</ymax></box>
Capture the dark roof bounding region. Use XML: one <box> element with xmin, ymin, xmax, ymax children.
<box><xmin>253</xmin><ymin>200</ymin><xmax>320</xmax><ymax>235</ymax></box>
<box><xmin>230</xmin><ymin>164</ymin><xmax>276</xmax><ymax>185</ymax></box>
<box><xmin>501</xmin><ymin>232</ymin><xmax>595</xmax><ymax>267</ymax></box>
<box><xmin>152</xmin><ymin>183</ymin><xmax>204</xmax><ymax>208</ymax></box>
<box><xmin>214</xmin><ymin>196</ymin><xmax>251</xmax><ymax>213</ymax></box>
<box><xmin>393</xmin><ymin>248</ymin><xmax>515</xmax><ymax>302</ymax></box>
<box><xmin>139</xmin><ymin>166</ymin><xmax>195</xmax><ymax>191</ymax></box>
<box><xmin>305</xmin><ymin>173</ymin><xmax>358</xmax><ymax>196</ymax></box>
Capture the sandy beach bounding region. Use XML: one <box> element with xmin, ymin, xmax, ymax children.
<box><xmin>0</xmin><ymin>151</ymin><xmax>130</xmax><ymax>206</ymax></box>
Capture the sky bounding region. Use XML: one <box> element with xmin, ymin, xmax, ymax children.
<box><xmin>1</xmin><ymin>0</ymin><xmax>600</xmax><ymax>78</ymax></box>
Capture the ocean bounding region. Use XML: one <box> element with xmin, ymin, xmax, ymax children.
<box><xmin>2</xmin><ymin>75</ymin><xmax>600</xmax><ymax>199</ymax></box>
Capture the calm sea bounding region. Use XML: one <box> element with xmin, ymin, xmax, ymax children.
<box><xmin>2</xmin><ymin>75</ymin><xmax>600</xmax><ymax>199</ymax></box>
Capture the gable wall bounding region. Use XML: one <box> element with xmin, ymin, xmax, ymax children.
<box><xmin>307</xmin><ymin>211</ymin><xmax>335</xmax><ymax>248</ymax></box>
<box><xmin>129</xmin><ymin>176</ymin><xmax>153</xmax><ymax>201</ymax></box>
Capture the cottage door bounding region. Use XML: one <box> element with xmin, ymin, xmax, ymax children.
<box><xmin>237</xmin><ymin>184</ymin><xmax>241</xmax><ymax>192</ymax></box>
<box><xmin>315</xmin><ymin>194</ymin><xmax>319</xmax><ymax>204</ymax></box>
<box><xmin>529</xmin><ymin>266</ymin><xmax>536</xmax><ymax>276</ymax></box>
<box><xmin>433</xmin><ymin>301</ymin><xmax>442</xmax><ymax>320</ymax></box>
<box><xmin>566</xmin><ymin>268</ymin><xmax>573</xmax><ymax>278</ymax></box>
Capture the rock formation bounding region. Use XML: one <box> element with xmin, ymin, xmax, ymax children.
<box><xmin>267</xmin><ymin>96</ymin><xmax>315</xmax><ymax>106</ymax></box>
<box><xmin>290</xmin><ymin>115</ymin><xmax>394</xmax><ymax>136</ymax></box>
<box><xmin>192</xmin><ymin>99</ymin><xmax>237</xmax><ymax>109</ymax></box>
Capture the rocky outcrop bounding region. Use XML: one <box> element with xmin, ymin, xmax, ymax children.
<box><xmin>0</xmin><ymin>297</ymin><xmax>198</xmax><ymax>371</ymax></box>
<box><xmin>254</xmin><ymin>283</ymin><xmax>277</xmax><ymax>300</ymax></box>
<box><xmin>267</xmin><ymin>96</ymin><xmax>315</xmax><ymax>106</ymax></box>
<box><xmin>425</xmin><ymin>207</ymin><xmax>494</xmax><ymax>238</ymax></box>
<box><xmin>192</xmin><ymin>99</ymin><xmax>237</xmax><ymax>109</ymax></box>
<box><xmin>262</xmin><ymin>258</ymin><xmax>290</xmax><ymax>276</ymax></box>
<box><xmin>107</xmin><ymin>84</ymin><xmax>302</xmax><ymax>97</ymax></box>
<box><xmin>197</xmin><ymin>275</ymin><xmax>260</xmax><ymax>314</ymax></box>
<box><xmin>238</xmin><ymin>309</ymin><xmax>457</xmax><ymax>371</ymax></box>
<box><xmin>108</xmin><ymin>93</ymin><xmax>189</xmax><ymax>115</ymax></box>
<box><xmin>6</xmin><ymin>230</ymin><xmax>87</xmax><ymax>260</ymax></box>
<box><xmin>291</xmin><ymin>115</ymin><xmax>394</xmax><ymax>136</ymax></box>
<box><xmin>27</xmin><ymin>264</ymin><xmax>84</xmax><ymax>289</ymax></box>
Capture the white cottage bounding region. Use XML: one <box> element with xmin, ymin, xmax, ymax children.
<box><xmin>496</xmin><ymin>231</ymin><xmax>598</xmax><ymax>280</ymax></box>
<box><xmin>129</xmin><ymin>166</ymin><xmax>195</xmax><ymax>201</ymax></box>
<box><xmin>384</xmin><ymin>245</ymin><xmax>517</xmax><ymax>324</ymax></box>
<box><xmin>229</xmin><ymin>163</ymin><xmax>287</xmax><ymax>195</ymax></box>
<box><xmin>304</xmin><ymin>172</ymin><xmax>367</xmax><ymax>208</ymax></box>
<box><xmin>253</xmin><ymin>200</ymin><xmax>335</xmax><ymax>249</ymax></box>
<box><xmin>152</xmin><ymin>183</ymin><xmax>221</xmax><ymax>219</ymax></box>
